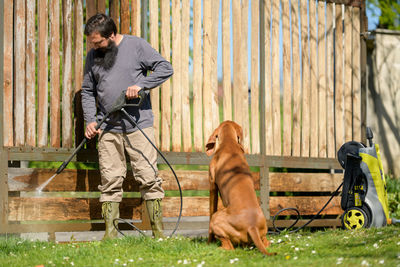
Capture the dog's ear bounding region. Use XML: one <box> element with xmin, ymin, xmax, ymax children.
<box><xmin>206</xmin><ymin>127</ymin><xmax>219</xmax><ymax>156</ymax></box>
<box><xmin>234</xmin><ymin>123</ymin><xmax>245</xmax><ymax>152</ymax></box>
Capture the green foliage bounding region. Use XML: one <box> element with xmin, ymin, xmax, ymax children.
<box><xmin>386</xmin><ymin>176</ymin><xmax>400</xmax><ymax>218</ymax></box>
<box><xmin>367</xmin><ymin>0</ymin><xmax>400</xmax><ymax>30</ymax></box>
<box><xmin>1</xmin><ymin>227</ymin><xmax>400</xmax><ymax>266</ymax></box>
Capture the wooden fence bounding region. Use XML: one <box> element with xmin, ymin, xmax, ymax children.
<box><xmin>1</xmin><ymin>0</ymin><xmax>368</xmax><ymax>236</ymax></box>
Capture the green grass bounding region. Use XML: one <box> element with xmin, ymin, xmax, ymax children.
<box><xmin>1</xmin><ymin>226</ymin><xmax>399</xmax><ymax>266</ymax></box>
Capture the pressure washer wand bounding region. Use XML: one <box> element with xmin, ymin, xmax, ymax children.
<box><xmin>55</xmin><ymin>90</ymin><xmax>145</xmax><ymax>175</ymax></box>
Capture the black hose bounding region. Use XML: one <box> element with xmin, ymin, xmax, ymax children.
<box><xmin>271</xmin><ymin>182</ymin><xmax>343</xmax><ymax>234</ymax></box>
<box><xmin>117</xmin><ymin>108</ymin><xmax>183</xmax><ymax>237</ymax></box>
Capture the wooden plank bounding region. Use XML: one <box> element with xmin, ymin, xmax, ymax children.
<box><xmin>222</xmin><ymin>0</ymin><xmax>232</xmax><ymax>122</ymax></box>
<box><xmin>359</xmin><ymin>2</ymin><xmax>367</xmax><ymax>144</ymax></box>
<box><xmin>38</xmin><ymin>0</ymin><xmax>49</xmax><ymax>147</ymax></box>
<box><xmin>263</xmin><ymin>0</ymin><xmax>273</xmax><ymax>156</ymax></box>
<box><xmin>25</xmin><ymin>0</ymin><xmax>36</xmax><ymax>147</ymax></box>
<box><xmin>62</xmin><ymin>0</ymin><xmax>73</xmax><ymax>148</ymax></box>
<box><xmin>335</xmin><ymin>4</ymin><xmax>344</xmax><ymax>151</ymax></box>
<box><xmin>160</xmin><ymin>0</ymin><xmax>171</xmax><ymax>152</ymax></box>
<box><xmin>309</xmin><ymin>0</ymin><xmax>318</xmax><ymax>157</ymax></box>
<box><xmin>149</xmin><ymin>0</ymin><xmax>160</xmax><ymax>146</ymax></box>
<box><xmin>251</xmin><ymin>0</ymin><xmax>260</xmax><ymax>154</ymax></box>
<box><xmin>318</xmin><ymin>1</ymin><xmax>327</xmax><ymax>157</ymax></box>
<box><xmin>232</xmin><ymin>0</ymin><xmax>241</xmax><ymax>127</ymax></box>
<box><xmin>203</xmin><ymin>0</ymin><xmax>213</xmax><ymax>145</ymax></box>
<box><xmin>74</xmin><ymin>0</ymin><xmax>84</xmax><ymax>148</ymax></box>
<box><xmin>50</xmin><ymin>0</ymin><xmax>61</xmax><ymax>148</ymax></box>
<box><xmin>291</xmin><ymin>0</ymin><xmax>301</xmax><ymax>157</ymax></box>
<box><xmin>326</xmin><ymin>3</ymin><xmax>335</xmax><ymax>158</ymax></box>
<box><xmin>352</xmin><ymin>7</ymin><xmax>361</xmax><ymax>142</ymax></box>
<box><xmin>181</xmin><ymin>0</ymin><xmax>191</xmax><ymax>152</ymax></box>
<box><xmin>9</xmin><ymin>196</ymin><xmax>341</xmax><ymax>222</ymax></box>
<box><xmin>269</xmin><ymin>173</ymin><xmax>343</xmax><ymax>192</ymax></box>
<box><xmin>172</xmin><ymin>0</ymin><xmax>182</xmax><ymax>151</ymax></box>
<box><xmin>85</xmin><ymin>0</ymin><xmax>96</xmax><ymax>51</ymax></box>
<box><xmin>270</xmin><ymin>196</ymin><xmax>342</xmax><ymax>215</ymax></box>
<box><xmin>344</xmin><ymin>6</ymin><xmax>353</xmax><ymax>142</ymax></box>
<box><xmin>192</xmin><ymin>0</ymin><xmax>203</xmax><ymax>152</ymax></box>
<box><xmin>271</xmin><ymin>0</ymin><xmax>281</xmax><ymax>156</ymax></box>
<box><xmin>8</xmin><ymin>169</ymin><xmax>209</xmax><ymax>192</ymax></box>
<box><xmin>240</xmin><ymin>0</ymin><xmax>250</xmax><ymax>153</ymax></box>
<box><xmin>121</xmin><ymin>0</ymin><xmax>130</xmax><ymax>34</ymax></box>
<box><xmin>14</xmin><ymin>0</ymin><xmax>26</xmax><ymax>146</ymax></box>
<box><xmin>211</xmin><ymin>0</ymin><xmax>220</xmax><ymax>133</ymax></box>
<box><xmin>110</xmin><ymin>0</ymin><xmax>120</xmax><ymax>33</ymax></box>
<box><xmin>97</xmin><ymin>0</ymin><xmax>106</xmax><ymax>14</ymax></box>
<box><xmin>301</xmin><ymin>0</ymin><xmax>310</xmax><ymax>157</ymax></box>
<box><xmin>3</xmin><ymin>0</ymin><xmax>13</xmax><ymax>146</ymax></box>
<box><xmin>9</xmin><ymin>198</ymin><xmax>143</xmax><ymax>221</ymax></box>
<box><xmin>282</xmin><ymin>0</ymin><xmax>291</xmax><ymax>156</ymax></box>
<box><xmin>9</xmin><ymin>168</ymin><xmax>343</xmax><ymax>193</ymax></box>
<box><xmin>131</xmin><ymin>0</ymin><xmax>141</xmax><ymax>37</ymax></box>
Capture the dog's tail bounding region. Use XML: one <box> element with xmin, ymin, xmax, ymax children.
<box><xmin>247</xmin><ymin>226</ymin><xmax>275</xmax><ymax>256</ymax></box>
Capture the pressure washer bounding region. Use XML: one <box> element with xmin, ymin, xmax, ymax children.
<box><xmin>36</xmin><ymin>89</ymin><xmax>183</xmax><ymax>237</ymax></box>
<box><xmin>337</xmin><ymin>127</ymin><xmax>399</xmax><ymax>229</ymax></box>
<box><xmin>272</xmin><ymin>127</ymin><xmax>399</xmax><ymax>233</ymax></box>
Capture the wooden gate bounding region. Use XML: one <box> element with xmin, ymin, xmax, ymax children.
<box><xmin>1</xmin><ymin>0</ymin><xmax>368</xmax><ymax>237</ymax></box>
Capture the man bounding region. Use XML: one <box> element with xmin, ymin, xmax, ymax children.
<box><xmin>81</xmin><ymin>13</ymin><xmax>173</xmax><ymax>240</ymax></box>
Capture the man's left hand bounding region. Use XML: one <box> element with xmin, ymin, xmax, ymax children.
<box><xmin>126</xmin><ymin>85</ymin><xmax>142</xmax><ymax>99</ymax></box>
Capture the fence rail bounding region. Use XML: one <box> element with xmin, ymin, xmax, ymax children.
<box><xmin>1</xmin><ymin>0</ymin><xmax>367</xmax><ymax>235</ymax></box>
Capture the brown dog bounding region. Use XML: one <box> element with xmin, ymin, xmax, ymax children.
<box><xmin>206</xmin><ymin>121</ymin><xmax>274</xmax><ymax>255</ymax></box>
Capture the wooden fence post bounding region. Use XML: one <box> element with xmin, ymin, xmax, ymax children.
<box><xmin>0</xmin><ymin>0</ymin><xmax>9</xmax><ymax>233</ymax></box>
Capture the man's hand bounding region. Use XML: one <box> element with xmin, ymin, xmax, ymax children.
<box><xmin>126</xmin><ymin>85</ymin><xmax>142</xmax><ymax>99</ymax></box>
<box><xmin>85</xmin><ymin>122</ymin><xmax>101</xmax><ymax>139</ymax></box>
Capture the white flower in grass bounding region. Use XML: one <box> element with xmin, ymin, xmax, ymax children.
<box><xmin>294</xmin><ymin>256</ymin><xmax>298</xmax><ymax>260</ymax></box>
<box><xmin>157</xmin><ymin>238</ymin><xmax>163</xmax><ymax>242</ymax></box>
<box><xmin>311</xmin><ymin>250</ymin><xmax>316</xmax><ymax>254</ymax></box>
<box><xmin>229</xmin><ymin>258</ymin><xmax>239</xmax><ymax>264</ymax></box>
<box><xmin>373</xmin><ymin>243</ymin><xmax>379</xmax><ymax>249</ymax></box>
<box><xmin>129</xmin><ymin>259</ymin><xmax>134</xmax><ymax>262</ymax></box>
<box><xmin>305</xmin><ymin>244</ymin><xmax>310</xmax><ymax>247</ymax></box>
<box><xmin>377</xmin><ymin>231</ymin><xmax>382</xmax><ymax>235</ymax></box>
<box><xmin>285</xmin><ymin>235</ymin><xmax>289</xmax><ymax>238</ymax></box>
<box><xmin>397</xmin><ymin>241</ymin><xmax>400</xmax><ymax>245</ymax></box>
<box><xmin>277</xmin><ymin>239</ymin><xmax>282</xmax><ymax>243</ymax></box>
<box><xmin>123</xmin><ymin>264</ymin><xmax>127</xmax><ymax>266</ymax></box>
<box><xmin>63</xmin><ymin>257</ymin><xmax>70</xmax><ymax>261</ymax></box>
<box><xmin>336</xmin><ymin>257</ymin><xmax>344</xmax><ymax>265</ymax></box>
<box><xmin>71</xmin><ymin>262</ymin><xmax>74</xmax><ymax>266</ymax></box>
<box><xmin>307</xmin><ymin>236</ymin><xmax>311</xmax><ymax>239</ymax></box>
<box><xmin>138</xmin><ymin>257</ymin><xmax>143</xmax><ymax>261</ymax></box>
<box><xmin>178</xmin><ymin>260</ymin><xmax>182</xmax><ymax>264</ymax></box>
<box><xmin>379</xmin><ymin>260</ymin><xmax>384</xmax><ymax>264</ymax></box>
<box><xmin>361</xmin><ymin>260</ymin><xmax>370</xmax><ymax>266</ymax></box>
<box><xmin>295</xmin><ymin>247</ymin><xmax>299</xmax><ymax>251</ymax></box>
<box><xmin>183</xmin><ymin>259</ymin><xmax>189</xmax><ymax>264</ymax></box>
<box><xmin>115</xmin><ymin>259</ymin><xmax>119</xmax><ymax>262</ymax></box>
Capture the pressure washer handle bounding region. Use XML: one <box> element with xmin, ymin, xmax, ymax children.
<box><xmin>366</xmin><ymin>127</ymin><xmax>374</xmax><ymax>147</ymax></box>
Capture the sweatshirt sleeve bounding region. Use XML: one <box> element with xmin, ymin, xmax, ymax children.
<box><xmin>135</xmin><ymin>38</ymin><xmax>174</xmax><ymax>90</ymax></box>
<box><xmin>81</xmin><ymin>51</ymin><xmax>97</xmax><ymax>124</ymax></box>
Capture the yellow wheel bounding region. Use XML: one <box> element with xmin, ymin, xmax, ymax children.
<box><xmin>342</xmin><ymin>207</ymin><xmax>369</xmax><ymax>230</ymax></box>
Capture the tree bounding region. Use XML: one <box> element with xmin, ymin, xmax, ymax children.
<box><xmin>367</xmin><ymin>0</ymin><xmax>400</xmax><ymax>30</ymax></box>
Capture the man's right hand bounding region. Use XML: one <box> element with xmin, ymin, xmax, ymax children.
<box><xmin>85</xmin><ymin>122</ymin><xmax>100</xmax><ymax>139</ymax></box>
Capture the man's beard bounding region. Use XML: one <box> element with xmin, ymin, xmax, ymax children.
<box><xmin>93</xmin><ymin>40</ymin><xmax>118</xmax><ymax>70</ymax></box>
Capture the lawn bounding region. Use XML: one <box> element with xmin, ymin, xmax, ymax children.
<box><xmin>1</xmin><ymin>226</ymin><xmax>399</xmax><ymax>267</ymax></box>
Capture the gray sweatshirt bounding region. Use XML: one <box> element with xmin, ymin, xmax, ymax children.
<box><xmin>81</xmin><ymin>35</ymin><xmax>173</xmax><ymax>133</ymax></box>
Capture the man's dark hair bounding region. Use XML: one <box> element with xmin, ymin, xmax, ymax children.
<box><xmin>84</xmin><ymin>13</ymin><xmax>117</xmax><ymax>38</ymax></box>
